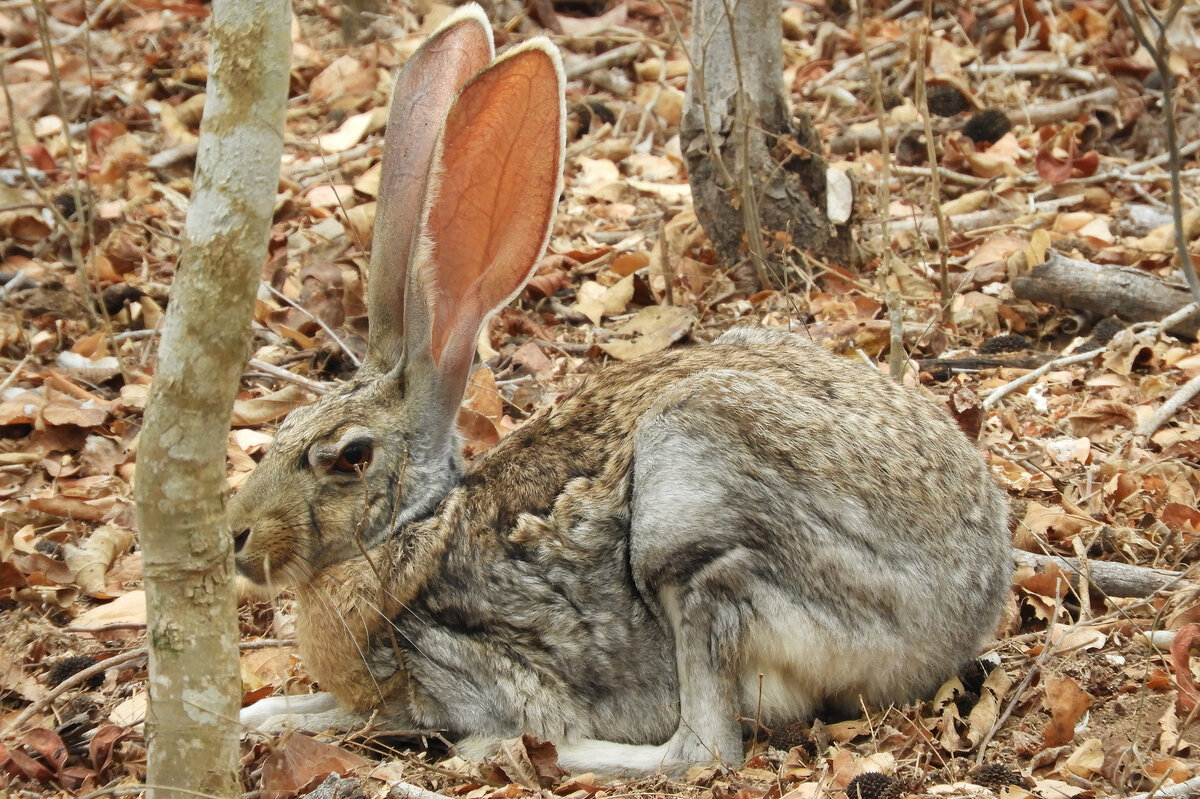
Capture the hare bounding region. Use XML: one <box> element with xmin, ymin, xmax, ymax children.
<box><xmin>230</xmin><ymin>3</ymin><xmax>1012</xmax><ymax>776</ymax></box>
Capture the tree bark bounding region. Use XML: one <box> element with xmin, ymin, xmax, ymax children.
<box><xmin>133</xmin><ymin>0</ymin><xmax>289</xmax><ymax>796</ymax></box>
<box><xmin>1013</xmin><ymin>251</ymin><xmax>1199</xmax><ymax>339</ymax></box>
<box><xmin>681</xmin><ymin>0</ymin><xmax>849</xmax><ymax>288</ymax></box>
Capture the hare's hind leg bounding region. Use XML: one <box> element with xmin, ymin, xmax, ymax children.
<box><xmin>624</xmin><ymin>373</ymin><xmax>833</xmax><ymax>771</ymax></box>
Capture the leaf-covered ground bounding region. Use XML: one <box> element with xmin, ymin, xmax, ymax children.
<box><xmin>3</xmin><ymin>0</ymin><xmax>1200</xmax><ymax>797</ymax></box>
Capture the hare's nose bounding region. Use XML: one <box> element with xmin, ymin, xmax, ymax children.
<box><xmin>233</xmin><ymin>528</ymin><xmax>251</xmax><ymax>553</ymax></box>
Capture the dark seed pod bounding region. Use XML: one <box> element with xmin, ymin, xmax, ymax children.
<box><xmin>962</xmin><ymin>109</ymin><xmax>1011</xmax><ymax>144</ymax></box>
<box><xmin>927</xmin><ymin>84</ymin><xmax>969</xmax><ymax>117</ymax></box>
<box><xmin>979</xmin><ymin>333</ymin><xmax>1032</xmax><ymax>355</ymax></box>
<box><xmin>46</xmin><ymin>655</ymin><xmax>104</xmax><ymax>689</ymax></box>
<box><xmin>35</xmin><ymin>539</ymin><xmax>63</xmax><ymax>558</ymax></box>
<box><xmin>1086</xmin><ymin>316</ymin><xmax>1126</xmax><ymax>347</ymax></box>
<box><xmin>845</xmin><ymin>771</ymin><xmax>904</xmax><ymax>799</ymax></box>
<box><xmin>767</xmin><ymin>719</ymin><xmax>810</xmax><ymax>752</ymax></box>
<box><xmin>976</xmin><ymin>762</ymin><xmax>1028</xmax><ymax>789</ymax></box>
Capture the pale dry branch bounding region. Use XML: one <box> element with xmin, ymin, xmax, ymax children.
<box><xmin>2</xmin><ymin>647</ymin><xmax>149</xmax><ymax>738</ymax></box>
<box><xmin>964</xmin><ymin>61</ymin><xmax>1097</xmax><ymax>85</ymax></box>
<box><xmin>1116</xmin><ymin>0</ymin><xmax>1199</xmax><ymax>306</ymax></box>
<box><xmin>981</xmin><ymin>350</ymin><xmax>1100</xmax><ymax>409</ymax></box>
<box><xmin>1136</xmin><ymin>373</ymin><xmax>1200</xmax><ymax>436</ymax></box>
<box><xmin>1126</xmin><ymin>774</ymin><xmax>1200</xmax><ymax>799</ymax></box>
<box><xmin>247</xmin><ymin>358</ymin><xmax>332</xmax><ymax>394</ymax></box>
<box><xmin>829</xmin><ymin>88</ymin><xmax>1119</xmax><ymax>154</ymax></box>
<box><xmin>1012</xmin><ymin>550</ymin><xmax>1191</xmax><ymax>598</ymax></box>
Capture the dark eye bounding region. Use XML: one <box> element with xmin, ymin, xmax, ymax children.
<box><xmin>331</xmin><ymin>440</ymin><xmax>373</xmax><ymax>474</ymax></box>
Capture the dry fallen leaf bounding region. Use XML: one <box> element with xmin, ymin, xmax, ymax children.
<box><xmin>1043</xmin><ymin>675</ymin><xmax>1094</xmax><ymax>748</ymax></box>
<box><xmin>260</xmin><ymin>733</ymin><xmax>369</xmax><ymax>799</ymax></box>
<box><xmin>598</xmin><ymin>305</ymin><xmax>696</xmax><ymax>361</ymax></box>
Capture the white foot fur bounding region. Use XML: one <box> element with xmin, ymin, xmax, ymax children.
<box><xmin>239</xmin><ymin>692</ymin><xmax>368</xmax><ymax>733</ymax></box>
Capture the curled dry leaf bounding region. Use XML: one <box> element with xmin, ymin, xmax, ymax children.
<box><xmin>308</xmin><ymin>54</ymin><xmax>377</xmax><ymax>108</ymax></box>
<box><xmin>573</xmin><ymin>275</ymin><xmax>634</xmax><ymax>325</ymax></box>
<box><xmin>89</xmin><ymin>725</ymin><xmax>131</xmax><ymax>774</ymax></box>
<box><xmin>1067</xmin><ymin>400</ymin><xmax>1137</xmax><ymax>437</ymax></box>
<box><xmin>109</xmin><ymin>691</ymin><xmax>147</xmax><ymax>727</ymax></box>
<box><xmin>231</xmin><ymin>385</ymin><xmax>316</xmax><ymax>427</ymax></box>
<box><xmin>458</xmin><ymin>367</ymin><xmax>504</xmax><ymax>455</ymax></box>
<box><xmin>62</xmin><ymin>524</ymin><xmax>135</xmax><ymax>597</ymax></box>
<box><xmin>74</xmin><ymin>589</ymin><xmax>147</xmax><ymax>632</ymax></box>
<box><xmin>0</xmin><ymin>390</ymin><xmax>111</xmax><ymax>428</ymax></box>
<box><xmin>966</xmin><ymin>665</ymin><xmax>1013</xmax><ymax>746</ymax></box>
<box><xmin>1169</xmin><ymin>624</ymin><xmax>1200</xmax><ymax>713</ymax></box>
<box><xmin>484</xmin><ymin>735</ymin><xmax>566</xmax><ymax>790</ymax></box>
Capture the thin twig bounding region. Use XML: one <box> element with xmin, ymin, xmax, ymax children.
<box><xmin>247</xmin><ymin>358</ymin><xmax>332</xmax><ymax>394</ymax></box>
<box><xmin>1126</xmin><ymin>774</ymin><xmax>1200</xmax><ymax>799</ymax></box>
<box><xmin>263</xmin><ymin>283</ymin><xmax>361</xmax><ymax>367</ymax></box>
<box><xmin>914</xmin><ymin>2</ymin><xmax>951</xmax><ymax>322</ymax></box>
<box><xmin>964</xmin><ymin>61</ymin><xmax>1097</xmax><ymax>84</ymax></box>
<box><xmin>32</xmin><ymin>0</ymin><xmax>96</xmax><ymax>318</ymax></box>
<box><xmin>981</xmin><ymin>350</ymin><xmax>1099</xmax><ymax>409</ymax></box>
<box><xmin>1130</xmin><ymin>302</ymin><xmax>1199</xmax><ymax>335</ymax></box>
<box><xmin>975</xmin><ymin>593</ymin><xmax>1063</xmax><ymax>764</ymax></box>
<box><xmin>714</xmin><ymin>0</ymin><xmax>772</xmax><ymax>288</ymax></box>
<box><xmin>856</xmin><ymin>0</ymin><xmax>901</xmax><ymax>378</ymax></box>
<box><xmin>1</xmin><ymin>355</ymin><xmax>32</xmax><ymax>392</ymax></box>
<box><xmin>891</xmin><ymin>164</ymin><xmax>991</xmax><ymax>187</ymax></box>
<box><xmin>1115</xmin><ymin>0</ymin><xmax>1199</xmax><ymax>306</ymax></box>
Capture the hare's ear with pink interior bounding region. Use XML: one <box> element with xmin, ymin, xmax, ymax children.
<box><xmin>403</xmin><ymin>39</ymin><xmax>565</xmax><ymax>426</ymax></box>
<box><xmin>362</xmin><ymin>3</ymin><xmax>494</xmax><ymax>374</ymax></box>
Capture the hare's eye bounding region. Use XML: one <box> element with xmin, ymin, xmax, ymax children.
<box><xmin>332</xmin><ymin>441</ymin><xmax>373</xmax><ymax>474</ymax></box>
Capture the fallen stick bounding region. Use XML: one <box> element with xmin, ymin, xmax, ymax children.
<box><xmin>964</xmin><ymin>61</ymin><xmax>1097</xmax><ymax>85</ymax></box>
<box><xmin>869</xmin><ymin>196</ymin><xmax>1083</xmax><ymax>238</ymax></box>
<box><xmin>829</xmin><ymin>88</ymin><xmax>1119</xmax><ymax>154</ymax></box>
<box><xmin>981</xmin><ymin>350</ymin><xmax>1098</xmax><ymax>409</ymax></box>
<box><xmin>1012</xmin><ymin>550</ymin><xmax>1190</xmax><ymax>598</ymax></box>
<box><xmin>1013</xmin><ymin>251</ymin><xmax>1199</xmax><ymax>338</ymax></box>
<box><xmin>1126</xmin><ymin>774</ymin><xmax>1200</xmax><ymax>799</ymax></box>
<box><xmin>1136</xmin><ymin>373</ymin><xmax>1200</xmax><ymax>436</ymax></box>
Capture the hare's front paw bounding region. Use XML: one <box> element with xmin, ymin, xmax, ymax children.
<box><xmin>239</xmin><ymin>692</ymin><xmax>356</xmax><ymax>732</ymax></box>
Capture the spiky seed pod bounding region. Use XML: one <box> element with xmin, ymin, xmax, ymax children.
<box><xmin>962</xmin><ymin>109</ymin><xmax>1011</xmax><ymax>144</ymax></box>
<box><xmin>845</xmin><ymin>771</ymin><xmax>904</xmax><ymax>799</ymax></box>
<box><xmin>46</xmin><ymin>655</ymin><xmax>103</xmax><ymax>689</ymax></box>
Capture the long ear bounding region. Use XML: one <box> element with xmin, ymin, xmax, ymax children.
<box><xmin>404</xmin><ymin>40</ymin><xmax>565</xmax><ymax>431</ymax></box>
<box><xmin>363</xmin><ymin>3</ymin><xmax>494</xmax><ymax>373</ymax></box>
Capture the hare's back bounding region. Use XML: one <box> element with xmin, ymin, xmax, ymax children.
<box><xmin>628</xmin><ymin>326</ymin><xmax>1008</xmax><ymax>573</ymax></box>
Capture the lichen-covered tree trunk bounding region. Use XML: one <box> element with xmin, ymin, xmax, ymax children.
<box><xmin>133</xmin><ymin>0</ymin><xmax>289</xmax><ymax>796</ymax></box>
<box><xmin>682</xmin><ymin>0</ymin><xmax>850</xmax><ymax>288</ymax></box>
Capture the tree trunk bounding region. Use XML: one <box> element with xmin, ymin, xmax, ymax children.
<box><xmin>134</xmin><ymin>0</ymin><xmax>290</xmax><ymax>796</ymax></box>
<box><xmin>681</xmin><ymin>0</ymin><xmax>850</xmax><ymax>289</ymax></box>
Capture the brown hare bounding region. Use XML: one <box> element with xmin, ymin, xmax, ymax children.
<box><xmin>231</xmin><ymin>4</ymin><xmax>1012</xmax><ymax>776</ymax></box>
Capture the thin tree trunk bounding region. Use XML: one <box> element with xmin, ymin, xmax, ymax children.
<box><xmin>682</xmin><ymin>0</ymin><xmax>850</xmax><ymax>288</ymax></box>
<box><xmin>134</xmin><ymin>0</ymin><xmax>290</xmax><ymax>796</ymax></box>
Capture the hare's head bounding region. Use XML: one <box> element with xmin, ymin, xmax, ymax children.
<box><xmin>228</xmin><ymin>4</ymin><xmax>565</xmax><ymax>589</ymax></box>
